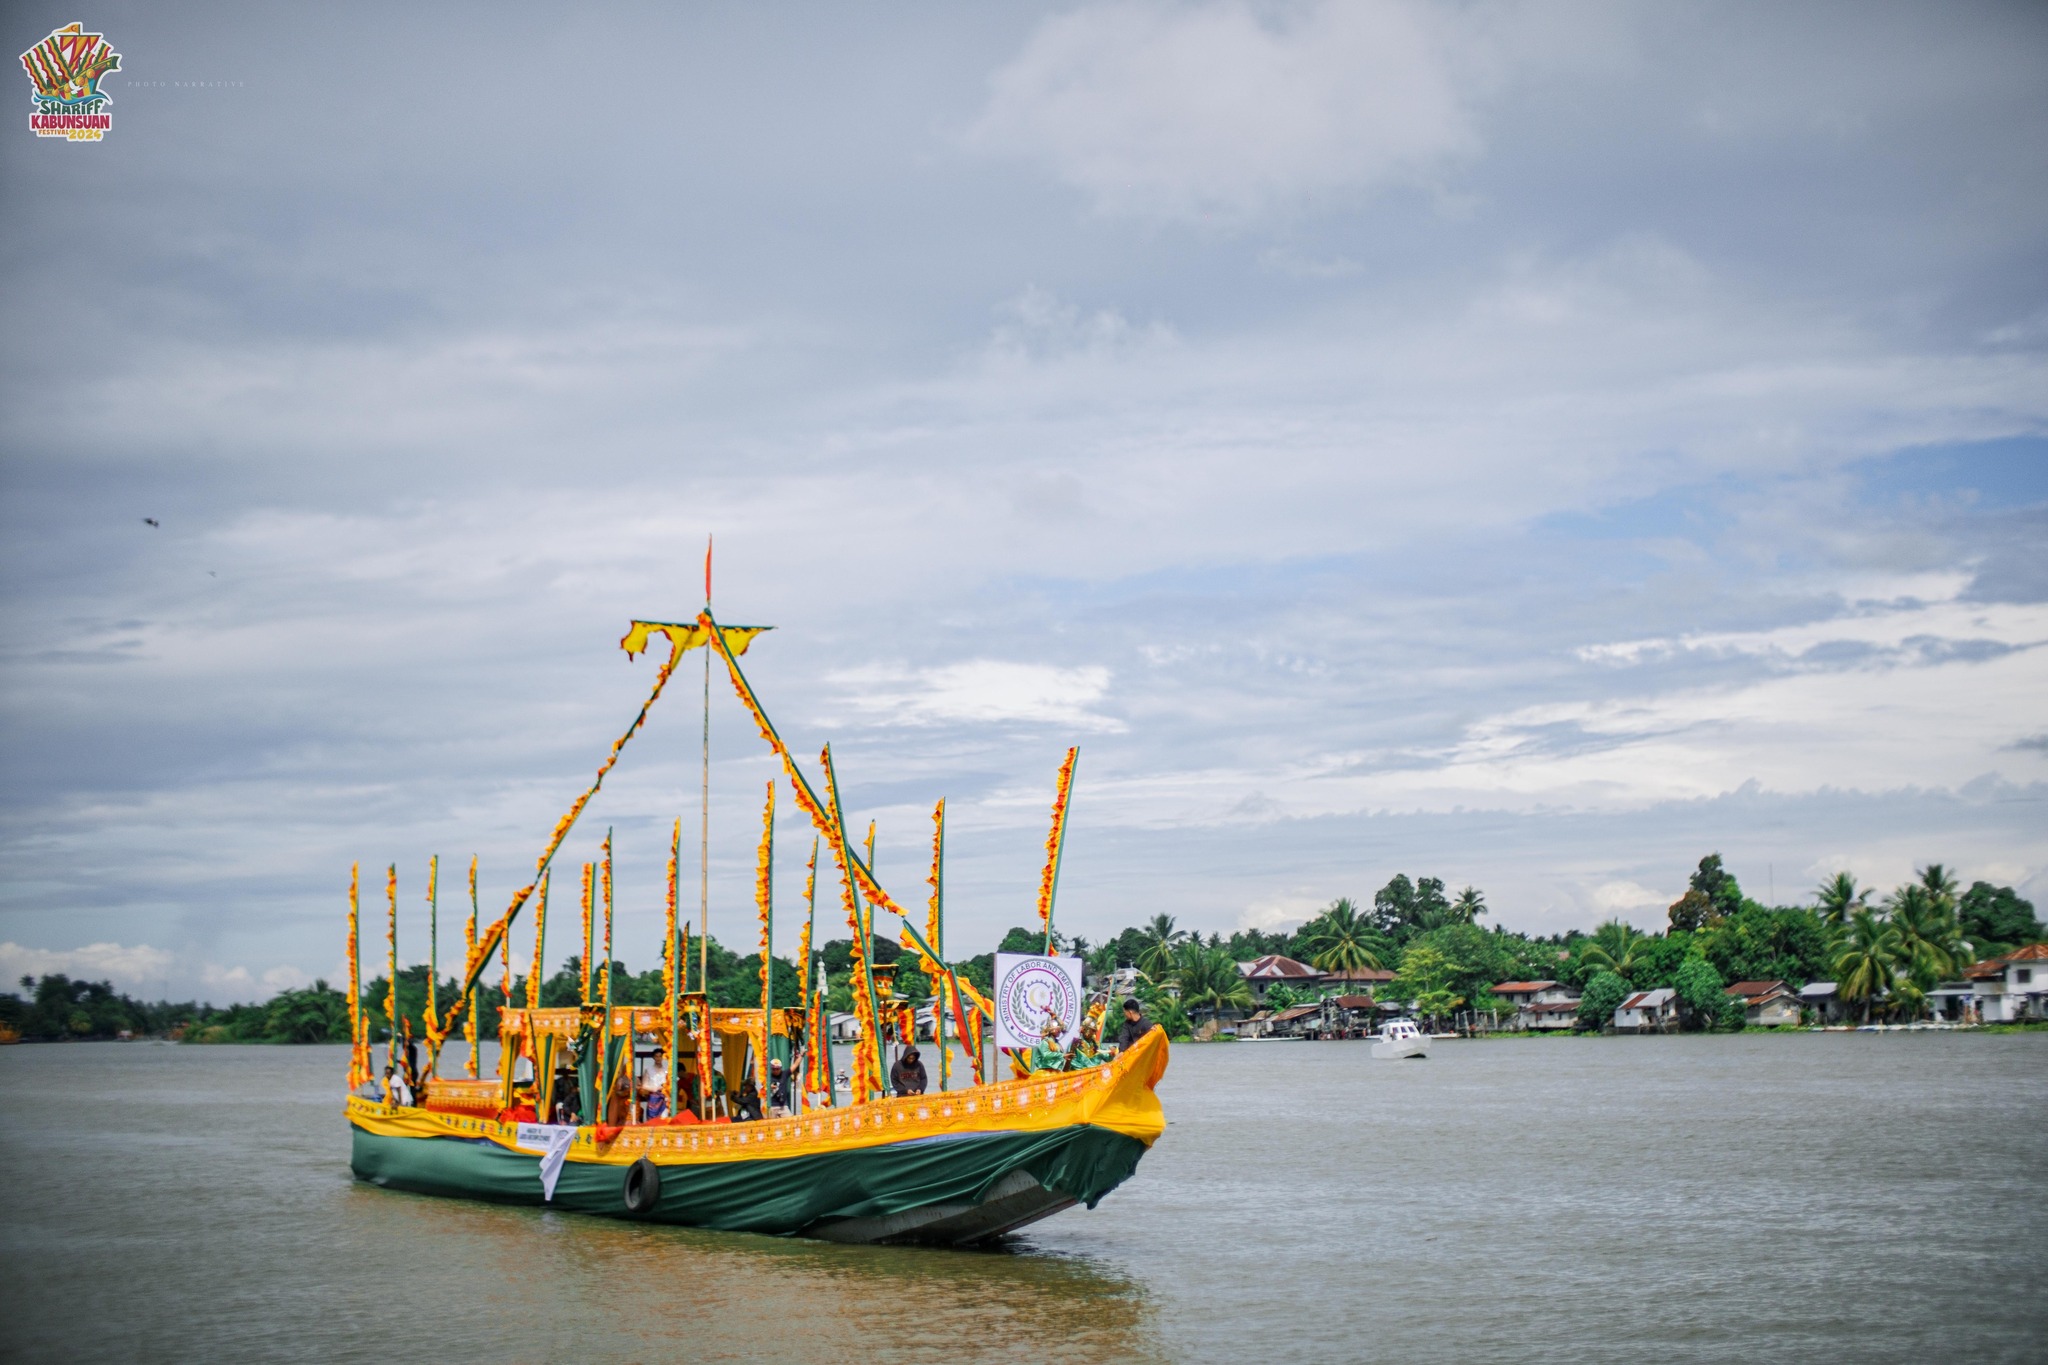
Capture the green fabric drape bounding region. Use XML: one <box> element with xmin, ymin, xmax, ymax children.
<box><xmin>349</xmin><ymin>1122</ymin><xmax>1148</xmax><ymax>1234</ymax></box>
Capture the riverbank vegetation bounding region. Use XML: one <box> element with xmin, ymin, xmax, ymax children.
<box><xmin>5</xmin><ymin>854</ymin><xmax>2035</xmax><ymax>1044</ymax></box>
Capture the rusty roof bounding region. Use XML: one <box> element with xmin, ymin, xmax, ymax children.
<box><xmin>1493</xmin><ymin>980</ymin><xmax>1559</xmax><ymax>993</ymax></box>
<box><xmin>1319</xmin><ymin>966</ymin><xmax>1396</xmax><ymax>982</ymax></box>
<box><xmin>1239</xmin><ymin>954</ymin><xmax>1324</xmax><ymax>979</ymax></box>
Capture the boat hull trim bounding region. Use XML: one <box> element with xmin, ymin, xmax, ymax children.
<box><xmin>348</xmin><ymin>1029</ymin><xmax>1168</xmax><ymax>1247</ymax></box>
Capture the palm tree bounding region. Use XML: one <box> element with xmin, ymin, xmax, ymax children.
<box><xmin>1171</xmin><ymin>944</ymin><xmax>1253</xmax><ymax>1020</ymax></box>
<box><xmin>1834</xmin><ymin>908</ymin><xmax>1901</xmax><ymax>1024</ymax></box>
<box><xmin>1297</xmin><ymin>897</ymin><xmax>1386</xmax><ymax>975</ymax></box>
<box><xmin>1886</xmin><ymin>883</ymin><xmax>1972</xmax><ymax>991</ymax></box>
<box><xmin>1450</xmin><ymin>886</ymin><xmax>1487</xmax><ymax>923</ymax></box>
<box><xmin>1814</xmin><ymin>872</ymin><xmax>1867</xmax><ymax>926</ymax></box>
<box><xmin>1133</xmin><ymin>914</ymin><xmax>1188</xmax><ymax>979</ymax></box>
<box><xmin>1578</xmin><ymin>920</ymin><xmax>1646</xmax><ymax>980</ymax></box>
<box><xmin>1917</xmin><ymin>864</ymin><xmax>1960</xmax><ymax>917</ymax></box>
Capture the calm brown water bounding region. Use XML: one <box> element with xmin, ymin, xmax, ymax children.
<box><xmin>2</xmin><ymin>1032</ymin><xmax>2043</xmax><ymax>1363</ymax></box>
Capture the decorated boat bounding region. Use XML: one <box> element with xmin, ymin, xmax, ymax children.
<box><xmin>341</xmin><ymin>565</ymin><xmax>1168</xmax><ymax>1245</ymax></box>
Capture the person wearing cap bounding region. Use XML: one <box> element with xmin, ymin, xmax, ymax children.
<box><xmin>1110</xmin><ymin>997</ymin><xmax>1156</xmax><ymax>1054</ymax></box>
<box><xmin>767</xmin><ymin>1058</ymin><xmax>791</xmax><ymax>1114</ymax></box>
<box><xmin>889</xmin><ymin>1046</ymin><xmax>927</xmax><ymax>1096</ymax></box>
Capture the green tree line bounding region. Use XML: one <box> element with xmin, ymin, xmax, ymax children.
<box><xmin>6</xmin><ymin>857</ymin><xmax>2035</xmax><ymax>1044</ymax></box>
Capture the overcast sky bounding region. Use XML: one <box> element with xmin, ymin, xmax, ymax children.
<box><xmin>3</xmin><ymin>1</ymin><xmax>2044</xmax><ymax>1003</ymax></box>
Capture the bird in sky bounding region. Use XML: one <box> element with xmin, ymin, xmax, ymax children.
<box><xmin>142</xmin><ymin>517</ymin><xmax>159</xmax><ymax>527</ymax></box>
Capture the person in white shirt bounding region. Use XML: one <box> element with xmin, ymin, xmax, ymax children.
<box><xmin>383</xmin><ymin>1065</ymin><xmax>414</xmax><ymax>1107</ymax></box>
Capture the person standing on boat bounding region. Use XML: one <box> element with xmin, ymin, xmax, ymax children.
<box><xmin>1110</xmin><ymin>998</ymin><xmax>1156</xmax><ymax>1055</ymax></box>
<box><xmin>889</xmin><ymin>1046</ymin><xmax>927</xmax><ymax>1096</ymax></box>
<box><xmin>768</xmin><ymin>1058</ymin><xmax>791</xmax><ymax>1114</ymax></box>
<box><xmin>383</xmin><ymin>1065</ymin><xmax>413</xmax><ymax>1107</ymax></box>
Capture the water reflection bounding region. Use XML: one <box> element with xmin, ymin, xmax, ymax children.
<box><xmin>340</xmin><ymin>1180</ymin><xmax>1157</xmax><ymax>1363</ymax></box>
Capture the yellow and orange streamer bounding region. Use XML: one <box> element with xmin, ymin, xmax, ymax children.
<box><xmin>429</xmin><ymin>621</ymin><xmax>700</xmax><ymax>1075</ymax></box>
<box><xmin>346</xmin><ymin>864</ymin><xmax>366</xmax><ymax>1087</ymax></box>
<box><xmin>818</xmin><ymin>747</ymin><xmax>882</xmax><ymax>1100</ymax></box>
<box><xmin>703</xmin><ymin>611</ymin><xmax>995</xmax><ymax>1069</ymax></box>
<box><xmin>1035</xmin><ymin>746</ymin><xmax>1079</xmax><ymax>954</ymax></box>
<box><xmin>579</xmin><ymin>863</ymin><xmax>594</xmax><ymax>1004</ymax></box>
<box><xmin>600</xmin><ymin>833</ymin><xmax>614</xmax><ymax>1006</ymax></box>
<box><xmin>384</xmin><ymin>864</ymin><xmax>398</xmax><ymax>1070</ymax></box>
<box><xmin>755</xmin><ymin>779</ymin><xmax>775</xmax><ymax>1099</ymax></box>
<box><xmin>462</xmin><ymin>902</ymin><xmax>478</xmax><ymax>1078</ymax></box>
<box><xmin>424</xmin><ymin>856</ymin><xmax>440</xmax><ymax>1038</ymax></box>
<box><xmin>526</xmin><ymin>871</ymin><xmax>548</xmax><ymax>1012</ymax></box>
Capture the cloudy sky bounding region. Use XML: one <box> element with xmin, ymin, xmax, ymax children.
<box><xmin>3</xmin><ymin>1</ymin><xmax>2044</xmax><ymax>1002</ymax></box>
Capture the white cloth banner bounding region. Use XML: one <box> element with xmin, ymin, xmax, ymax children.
<box><xmin>993</xmin><ymin>952</ymin><xmax>1085</xmax><ymax>1051</ymax></box>
<box><xmin>514</xmin><ymin>1123</ymin><xmax>578</xmax><ymax>1202</ymax></box>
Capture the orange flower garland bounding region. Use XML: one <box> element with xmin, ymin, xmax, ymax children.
<box><xmin>754</xmin><ymin>779</ymin><xmax>775</xmax><ymax>1098</ymax></box>
<box><xmin>526</xmin><ymin>871</ymin><xmax>548</xmax><ymax>1012</ymax></box>
<box><xmin>1034</xmin><ymin>746</ymin><xmax>1079</xmax><ymax>953</ymax></box>
<box><xmin>579</xmin><ymin>862</ymin><xmax>594</xmax><ymax>1004</ymax></box>
<box><xmin>346</xmin><ymin>863</ymin><xmax>365</xmax><ymax>1087</ymax></box>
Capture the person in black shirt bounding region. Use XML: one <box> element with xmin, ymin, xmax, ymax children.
<box><xmin>889</xmin><ymin>1046</ymin><xmax>928</xmax><ymax>1096</ymax></box>
<box><xmin>768</xmin><ymin>1058</ymin><xmax>791</xmax><ymax>1114</ymax></box>
<box><xmin>1112</xmin><ymin>998</ymin><xmax>1157</xmax><ymax>1053</ymax></box>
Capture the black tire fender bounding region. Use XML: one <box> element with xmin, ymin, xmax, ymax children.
<box><xmin>623</xmin><ymin>1156</ymin><xmax>661</xmax><ymax>1215</ymax></box>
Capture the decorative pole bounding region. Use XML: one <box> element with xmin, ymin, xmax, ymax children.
<box><xmin>700</xmin><ymin>539</ymin><xmax>712</xmax><ymax>1042</ymax></box>
<box><xmin>601</xmin><ymin>830</ymin><xmax>615</xmax><ymax>1120</ymax></box>
<box><xmin>928</xmin><ymin>800</ymin><xmax>947</xmax><ymax>1091</ymax></box>
<box><xmin>496</xmin><ymin>864</ymin><xmax>512</xmax><ymax>1082</ymax></box>
<box><xmin>821</xmin><ymin>746</ymin><xmax>885</xmax><ymax>1101</ymax></box>
<box><xmin>798</xmin><ymin>836</ymin><xmax>817</xmax><ymax>1111</ymax></box>
<box><xmin>385</xmin><ymin>864</ymin><xmax>398</xmax><ymax>1096</ymax></box>
<box><xmin>1037</xmin><ymin>747</ymin><xmax>1080</xmax><ymax>954</ymax></box>
<box><xmin>425</xmin><ymin>856</ymin><xmax>439</xmax><ymax>1078</ymax></box>
<box><xmin>346</xmin><ymin>863</ymin><xmax>364</xmax><ymax>1089</ymax></box>
<box><xmin>465</xmin><ymin>857</ymin><xmax>479</xmax><ymax>1078</ymax></box>
<box><xmin>666</xmin><ymin>817</ymin><xmax>681</xmax><ymax>1121</ymax></box>
<box><xmin>529</xmin><ymin>871</ymin><xmax>548</xmax><ymax>1011</ymax></box>
<box><xmin>755</xmin><ymin>780</ymin><xmax>775</xmax><ymax>1105</ymax></box>
<box><xmin>580</xmin><ymin>863</ymin><xmax>595</xmax><ymax>1005</ymax></box>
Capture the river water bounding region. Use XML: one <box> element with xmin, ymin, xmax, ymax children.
<box><xmin>2</xmin><ymin>1032</ymin><xmax>2043</xmax><ymax>1363</ymax></box>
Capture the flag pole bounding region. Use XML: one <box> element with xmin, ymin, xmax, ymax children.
<box><xmin>700</xmin><ymin>538</ymin><xmax>712</xmax><ymax>1108</ymax></box>
<box><xmin>426</xmin><ymin>856</ymin><xmax>439</xmax><ymax>1078</ymax></box>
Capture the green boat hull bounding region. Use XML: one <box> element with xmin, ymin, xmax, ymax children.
<box><xmin>350</xmin><ymin>1122</ymin><xmax>1147</xmax><ymax>1244</ymax></box>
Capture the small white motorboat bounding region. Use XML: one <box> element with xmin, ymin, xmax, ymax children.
<box><xmin>1371</xmin><ymin>1018</ymin><xmax>1429</xmax><ymax>1060</ymax></box>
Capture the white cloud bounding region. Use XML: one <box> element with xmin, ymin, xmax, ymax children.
<box><xmin>827</xmin><ymin>661</ymin><xmax>1123</xmax><ymax>731</ymax></box>
<box><xmin>0</xmin><ymin>941</ymin><xmax>174</xmax><ymax>988</ymax></box>
<box><xmin>1577</xmin><ymin>591</ymin><xmax>2046</xmax><ymax>670</ymax></box>
<box><xmin>1237</xmin><ymin>894</ymin><xmax>1324</xmax><ymax>934</ymax></box>
<box><xmin>966</xmin><ymin>0</ymin><xmax>1477</xmax><ymax>222</ymax></box>
<box><xmin>1593</xmin><ymin>881</ymin><xmax>1669</xmax><ymax>916</ymax></box>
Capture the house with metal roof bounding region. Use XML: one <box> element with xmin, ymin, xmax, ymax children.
<box><xmin>1492</xmin><ymin>980</ymin><xmax>1581</xmax><ymax>1030</ymax></box>
<box><xmin>1966</xmin><ymin>944</ymin><xmax>2048</xmax><ymax>1022</ymax></box>
<box><xmin>1613</xmin><ymin>988</ymin><xmax>1678</xmax><ymax>1032</ymax></box>
<box><xmin>1798</xmin><ymin>981</ymin><xmax>1851</xmax><ymax>1024</ymax></box>
<box><xmin>1235</xmin><ymin>954</ymin><xmax>1326</xmax><ymax>1004</ymax></box>
<box><xmin>1724</xmin><ymin>980</ymin><xmax>1802</xmax><ymax>1027</ymax></box>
